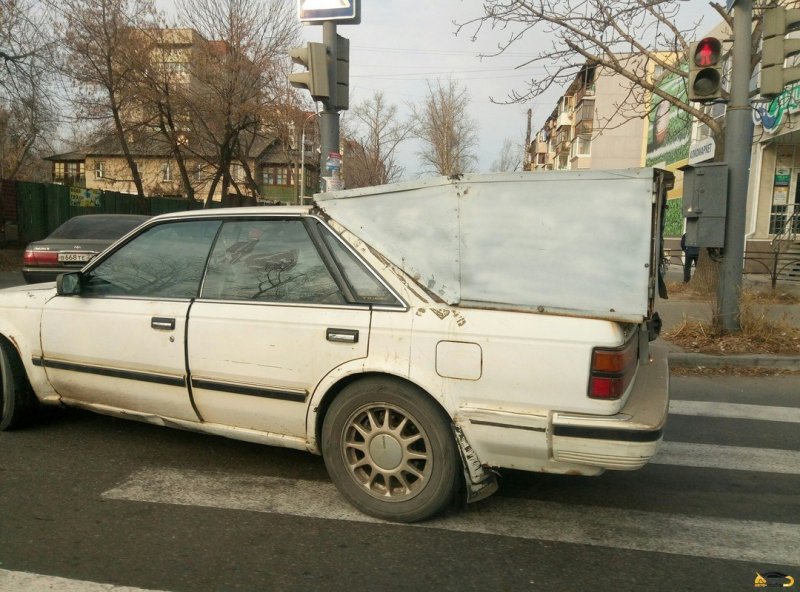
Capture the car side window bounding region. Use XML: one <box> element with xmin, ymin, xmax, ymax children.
<box><xmin>82</xmin><ymin>220</ymin><xmax>221</xmax><ymax>299</ymax></box>
<box><xmin>201</xmin><ymin>219</ymin><xmax>345</xmax><ymax>305</ymax></box>
<box><xmin>318</xmin><ymin>223</ymin><xmax>400</xmax><ymax>306</ymax></box>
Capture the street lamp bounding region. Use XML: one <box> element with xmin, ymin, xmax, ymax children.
<box><xmin>298</xmin><ymin>111</ymin><xmax>319</xmax><ymax>205</ymax></box>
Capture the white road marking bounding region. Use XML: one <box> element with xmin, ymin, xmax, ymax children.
<box><xmin>654</xmin><ymin>441</ymin><xmax>800</xmax><ymax>475</ymax></box>
<box><xmin>102</xmin><ymin>468</ymin><xmax>800</xmax><ymax>566</ymax></box>
<box><xmin>670</xmin><ymin>400</ymin><xmax>800</xmax><ymax>424</ymax></box>
<box><xmin>0</xmin><ymin>569</ymin><xmax>167</xmax><ymax>592</ymax></box>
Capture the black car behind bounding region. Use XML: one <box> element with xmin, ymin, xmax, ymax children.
<box><xmin>22</xmin><ymin>214</ymin><xmax>150</xmax><ymax>284</ymax></box>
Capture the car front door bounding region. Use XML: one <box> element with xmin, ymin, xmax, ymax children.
<box><xmin>187</xmin><ymin>218</ymin><xmax>399</xmax><ymax>438</ymax></box>
<box><xmin>39</xmin><ymin>219</ymin><xmax>221</xmax><ymax>421</ymax></box>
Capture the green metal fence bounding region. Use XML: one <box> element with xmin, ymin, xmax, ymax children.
<box><xmin>12</xmin><ymin>182</ymin><xmax>203</xmax><ymax>243</ymax></box>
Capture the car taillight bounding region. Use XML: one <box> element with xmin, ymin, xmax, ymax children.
<box><xmin>23</xmin><ymin>249</ymin><xmax>59</xmax><ymax>266</ymax></box>
<box><xmin>588</xmin><ymin>334</ymin><xmax>638</xmax><ymax>400</ymax></box>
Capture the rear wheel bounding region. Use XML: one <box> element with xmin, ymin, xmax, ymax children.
<box><xmin>0</xmin><ymin>338</ymin><xmax>38</xmax><ymax>431</ymax></box>
<box><xmin>322</xmin><ymin>377</ymin><xmax>460</xmax><ymax>523</ymax></box>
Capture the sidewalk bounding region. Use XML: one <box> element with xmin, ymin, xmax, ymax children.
<box><xmin>659</xmin><ymin>269</ymin><xmax>800</xmax><ymax>369</ymax></box>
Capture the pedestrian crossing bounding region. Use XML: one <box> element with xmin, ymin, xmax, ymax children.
<box><xmin>3</xmin><ymin>390</ymin><xmax>800</xmax><ymax>592</ymax></box>
<box><xmin>97</xmin><ymin>394</ymin><xmax>800</xmax><ymax>567</ymax></box>
<box><xmin>0</xmin><ymin>569</ymin><xmax>165</xmax><ymax>592</ymax></box>
<box><xmin>101</xmin><ymin>464</ymin><xmax>800</xmax><ymax>566</ymax></box>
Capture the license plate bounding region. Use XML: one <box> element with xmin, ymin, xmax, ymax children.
<box><xmin>58</xmin><ymin>252</ymin><xmax>94</xmax><ymax>263</ymax></box>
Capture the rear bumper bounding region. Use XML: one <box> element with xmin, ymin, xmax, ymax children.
<box><xmin>551</xmin><ymin>340</ymin><xmax>669</xmax><ymax>470</ymax></box>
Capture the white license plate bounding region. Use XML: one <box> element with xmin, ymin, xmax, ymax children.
<box><xmin>58</xmin><ymin>252</ymin><xmax>94</xmax><ymax>263</ymax></box>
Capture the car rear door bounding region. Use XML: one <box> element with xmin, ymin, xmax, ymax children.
<box><xmin>187</xmin><ymin>218</ymin><xmax>374</xmax><ymax>438</ymax></box>
<box><xmin>39</xmin><ymin>219</ymin><xmax>221</xmax><ymax>421</ymax></box>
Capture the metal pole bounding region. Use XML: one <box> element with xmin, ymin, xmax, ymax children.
<box><xmin>319</xmin><ymin>21</ymin><xmax>339</xmax><ymax>191</ymax></box>
<box><xmin>718</xmin><ymin>0</ymin><xmax>754</xmax><ymax>332</ymax></box>
<box><xmin>299</xmin><ymin>112</ymin><xmax>317</xmax><ymax>205</ymax></box>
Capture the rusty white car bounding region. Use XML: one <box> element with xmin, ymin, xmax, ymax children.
<box><xmin>0</xmin><ymin>170</ymin><xmax>670</xmax><ymax>522</ymax></box>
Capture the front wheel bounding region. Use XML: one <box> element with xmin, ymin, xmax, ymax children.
<box><xmin>322</xmin><ymin>377</ymin><xmax>460</xmax><ymax>523</ymax></box>
<box><xmin>0</xmin><ymin>338</ymin><xmax>38</xmax><ymax>431</ymax></box>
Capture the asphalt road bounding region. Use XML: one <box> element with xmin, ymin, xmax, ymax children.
<box><xmin>1</xmin><ymin>375</ymin><xmax>798</xmax><ymax>592</ymax></box>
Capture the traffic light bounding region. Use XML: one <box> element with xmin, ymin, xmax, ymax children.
<box><xmin>688</xmin><ymin>37</ymin><xmax>724</xmax><ymax>103</ymax></box>
<box><xmin>761</xmin><ymin>6</ymin><xmax>800</xmax><ymax>99</ymax></box>
<box><xmin>288</xmin><ymin>42</ymin><xmax>330</xmax><ymax>100</ymax></box>
<box><xmin>333</xmin><ymin>35</ymin><xmax>349</xmax><ymax>110</ymax></box>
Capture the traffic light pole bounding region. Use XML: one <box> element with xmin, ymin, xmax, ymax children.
<box><xmin>319</xmin><ymin>21</ymin><xmax>340</xmax><ymax>189</ymax></box>
<box><xmin>718</xmin><ymin>0</ymin><xmax>754</xmax><ymax>332</ymax></box>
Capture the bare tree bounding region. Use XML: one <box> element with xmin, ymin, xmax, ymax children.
<box><xmin>491</xmin><ymin>137</ymin><xmax>523</xmax><ymax>172</ymax></box>
<box><xmin>456</xmin><ymin>1</ymin><xmax>736</xmax><ymax>144</ymax></box>
<box><xmin>411</xmin><ymin>79</ymin><xmax>478</xmax><ymax>176</ymax></box>
<box><xmin>60</xmin><ymin>0</ymin><xmax>156</xmax><ymax>198</ymax></box>
<box><xmin>1</xmin><ymin>0</ymin><xmax>57</xmax><ymax>179</ymax></box>
<box><xmin>177</xmin><ymin>0</ymin><xmax>301</xmax><ymax>206</ymax></box>
<box><xmin>344</xmin><ymin>91</ymin><xmax>411</xmax><ymax>188</ymax></box>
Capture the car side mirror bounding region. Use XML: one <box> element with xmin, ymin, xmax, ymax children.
<box><xmin>56</xmin><ymin>272</ymin><xmax>82</xmax><ymax>296</ymax></box>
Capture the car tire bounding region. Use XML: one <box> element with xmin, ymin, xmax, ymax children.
<box><xmin>0</xmin><ymin>338</ymin><xmax>38</xmax><ymax>431</ymax></box>
<box><xmin>322</xmin><ymin>377</ymin><xmax>460</xmax><ymax>523</ymax></box>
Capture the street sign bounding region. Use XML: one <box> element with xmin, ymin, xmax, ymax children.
<box><xmin>688</xmin><ymin>137</ymin><xmax>716</xmax><ymax>164</ymax></box>
<box><xmin>299</xmin><ymin>0</ymin><xmax>361</xmax><ymax>24</ymax></box>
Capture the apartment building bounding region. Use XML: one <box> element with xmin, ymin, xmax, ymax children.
<box><xmin>529</xmin><ymin>59</ymin><xmax>647</xmax><ymax>172</ymax></box>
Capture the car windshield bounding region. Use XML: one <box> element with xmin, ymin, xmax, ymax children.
<box><xmin>48</xmin><ymin>216</ymin><xmax>148</xmax><ymax>240</ymax></box>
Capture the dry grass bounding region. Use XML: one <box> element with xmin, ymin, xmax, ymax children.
<box><xmin>664</xmin><ymin>305</ymin><xmax>800</xmax><ymax>355</ymax></box>
<box><xmin>666</xmin><ymin>281</ymin><xmax>800</xmax><ymax>304</ymax></box>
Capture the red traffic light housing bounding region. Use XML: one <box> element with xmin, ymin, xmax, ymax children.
<box><xmin>688</xmin><ymin>37</ymin><xmax>724</xmax><ymax>103</ymax></box>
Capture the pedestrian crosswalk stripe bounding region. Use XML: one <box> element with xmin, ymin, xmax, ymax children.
<box><xmin>670</xmin><ymin>400</ymin><xmax>800</xmax><ymax>424</ymax></box>
<box><xmin>654</xmin><ymin>441</ymin><xmax>800</xmax><ymax>475</ymax></box>
<box><xmin>102</xmin><ymin>468</ymin><xmax>800</xmax><ymax>566</ymax></box>
<box><xmin>0</xmin><ymin>568</ymin><xmax>166</xmax><ymax>592</ymax></box>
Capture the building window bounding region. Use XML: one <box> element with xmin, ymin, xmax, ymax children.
<box><xmin>158</xmin><ymin>61</ymin><xmax>188</xmax><ymax>82</ymax></box>
<box><xmin>577</xmin><ymin>99</ymin><xmax>594</xmax><ymax>123</ymax></box>
<box><xmin>575</xmin><ymin>121</ymin><xmax>592</xmax><ymax>156</ymax></box>
<box><xmin>54</xmin><ymin>162</ymin><xmax>65</xmax><ymax>182</ymax></box>
<box><xmin>194</xmin><ymin>163</ymin><xmax>203</xmax><ymax>182</ymax></box>
<box><xmin>276</xmin><ymin>167</ymin><xmax>287</xmax><ymax>185</ymax></box>
<box><xmin>94</xmin><ymin>161</ymin><xmax>105</xmax><ymax>179</ymax></box>
<box><xmin>262</xmin><ymin>166</ymin><xmax>292</xmax><ymax>186</ymax></box>
<box><xmin>161</xmin><ymin>161</ymin><xmax>172</xmax><ymax>182</ymax></box>
<box><xmin>133</xmin><ymin>161</ymin><xmax>143</xmax><ymax>177</ymax></box>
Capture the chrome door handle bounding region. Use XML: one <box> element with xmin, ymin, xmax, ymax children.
<box><xmin>326</xmin><ymin>328</ymin><xmax>359</xmax><ymax>343</ymax></box>
<box><xmin>151</xmin><ymin>317</ymin><xmax>176</xmax><ymax>331</ymax></box>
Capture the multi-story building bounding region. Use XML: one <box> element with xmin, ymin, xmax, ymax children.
<box><xmin>46</xmin><ymin>28</ymin><xmax>319</xmax><ymax>204</ymax></box>
<box><xmin>529</xmin><ymin>59</ymin><xmax>648</xmax><ymax>172</ymax></box>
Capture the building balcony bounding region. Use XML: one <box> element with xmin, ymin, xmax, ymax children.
<box><xmin>556</xmin><ymin>111</ymin><xmax>574</xmax><ymax>128</ymax></box>
<box><xmin>575</xmin><ymin>84</ymin><xmax>596</xmax><ymax>104</ymax></box>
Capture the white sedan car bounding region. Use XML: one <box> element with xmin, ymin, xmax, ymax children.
<box><xmin>0</xmin><ymin>198</ymin><xmax>668</xmax><ymax>522</ymax></box>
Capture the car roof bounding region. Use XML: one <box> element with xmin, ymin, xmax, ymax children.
<box><xmin>152</xmin><ymin>205</ymin><xmax>313</xmax><ymax>222</ymax></box>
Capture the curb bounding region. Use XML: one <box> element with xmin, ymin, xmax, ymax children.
<box><xmin>668</xmin><ymin>352</ymin><xmax>800</xmax><ymax>370</ymax></box>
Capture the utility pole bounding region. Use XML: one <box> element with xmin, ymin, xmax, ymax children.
<box><xmin>319</xmin><ymin>20</ymin><xmax>340</xmax><ymax>189</ymax></box>
<box><xmin>718</xmin><ymin>0</ymin><xmax>754</xmax><ymax>332</ymax></box>
<box><xmin>289</xmin><ymin>1</ymin><xmax>358</xmax><ymax>192</ymax></box>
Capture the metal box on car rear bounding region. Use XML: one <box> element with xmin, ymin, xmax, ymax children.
<box><xmin>315</xmin><ymin>168</ymin><xmax>669</xmax><ymax>324</ymax></box>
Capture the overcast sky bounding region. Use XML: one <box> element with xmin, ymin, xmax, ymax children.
<box><xmin>298</xmin><ymin>0</ymin><xmax>722</xmax><ymax>179</ymax></box>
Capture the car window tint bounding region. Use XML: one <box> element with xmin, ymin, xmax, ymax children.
<box><xmin>49</xmin><ymin>216</ymin><xmax>149</xmax><ymax>240</ymax></box>
<box><xmin>202</xmin><ymin>220</ymin><xmax>345</xmax><ymax>305</ymax></box>
<box><xmin>318</xmin><ymin>223</ymin><xmax>399</xmax><ymax>306</ymax></box>
<box><xmin>82</xmin><ymin>220</ymin><xmax>221</xmax><ymax>298</ymax></box>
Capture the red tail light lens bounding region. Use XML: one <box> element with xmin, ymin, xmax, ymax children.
<box><xmin>23</xmin><ymin>249</ymin><xmax>59</xmax><ymax>266</ymax></box>
<box><xmin>588</xmin><ymin>334</ymin><xmax>638</xmax><ymax>400</ymax></box>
